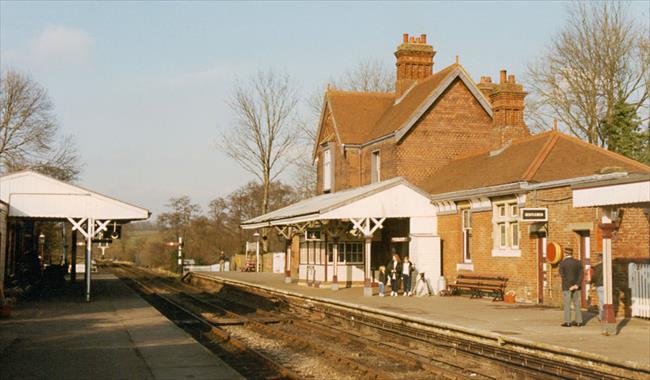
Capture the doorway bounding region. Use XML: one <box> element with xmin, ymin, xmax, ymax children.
<box><xmin>577</xmin><ymin>231</ymin><xmax>590</xmax><ymax>308</ymax></box>
<box><xmin>537</xmin><ymin>232</ymin><xmax>547</xmax><ymax>304</ymax></box>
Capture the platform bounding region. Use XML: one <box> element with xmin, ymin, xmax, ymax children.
<box><xmin>194</xmin><ymin>271</ymin><xmax>650</xmax><ymax>367</ymax></box>
<box><xmin>0</xmin><ymin>273</ymin><xmax>243</xmax><ymax>380</ymax></box>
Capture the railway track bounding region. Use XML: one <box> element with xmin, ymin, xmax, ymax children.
<box><xmin>111</xmin><ymin>265</ymin><xmax>301</xmax><ymax>380</ymax></box>
<box><xmin>110</xmin><ymin>264</ymin><xmax>495</xmax><ymax>379</ymax></box>
<box><xmin>111</xmin><ymin>264</ymin><xmax>648</xmax><ymax>380</ymax></box>
<box><xmin>186</xmin><ymin>272</ymin><xmax>650</xmax><ymax>380</ymax></box>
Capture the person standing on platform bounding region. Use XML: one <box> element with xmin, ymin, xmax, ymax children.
<box><xmin>386</xmin><ymin>252</ymin><xmax>402</xmax><ymax>297</ymax></box>
<box><xmin>402</xmin><ymin>256</ymin><xmax>414</xmax><ymax>296</ymax></box>
<box><xmin>590</xmin><ymin>253</ymin><xmax>604</xmax><ymax>321</ymax></box>
<box><xmin>559</xmin><ymin>248</ymin><xmax>584</xmax><ymax>327</ymax></box>
<box><xmin>377</xmin><ymin>266</ymin><xmax>387</xmax><ymax>297</ymax></box>
<box><xmin>219</xmin><ymin>251</ymin><xmax>226</xmax><ymax>272</ymax></box>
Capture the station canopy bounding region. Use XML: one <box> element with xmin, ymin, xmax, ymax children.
<box><xmin>572</xmin><ymin>173</ymin><xmax>650</xmax><ymax>208</ymax></box>
<box><xmin>241</xmin><ymin>177</ymin><xmax>436</xmax><ymax>229</ymax></box>
<box><xmin>0</xmin><ymin>170</ymin><xmax>150</xmax><ymax>221</ymax></box>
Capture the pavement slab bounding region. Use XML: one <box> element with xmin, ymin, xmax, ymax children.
<box><xmin>0</xmin><ymin>273</ymin><xmax>243</xmax><ymax>380</ymax></box>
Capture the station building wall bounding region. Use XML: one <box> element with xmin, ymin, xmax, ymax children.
<box><xmin>438</xmin><ymin>185</ymin><xmax>650</xmax><ymax>316</ymax></box>
<box><xmin>0</xmin><ymin>202</ymin><xmax>7</xmax><ymax>291</ymax></box>
<box><xmin>392</xmin><ymin>79</ymin><xmax>493</xmax><ymax>188</ymax></box>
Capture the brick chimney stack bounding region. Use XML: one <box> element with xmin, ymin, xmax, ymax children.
<box><xmin>394</xmin><ymin>33</ymin><xmax>435</xmax><ymax>96</ymax></box>
<box><xmin>481</xmin><ymin>69</ymin><xmax>530</xmax><ymax>146</ymax></box>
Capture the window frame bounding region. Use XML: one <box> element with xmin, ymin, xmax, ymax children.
<box><xmin>323</xmin><ymin>148</ymin><xmax>332</xmax><ymax>192</ymax></box>
<box><xmin>371</xmin><ymin>150</ymin><xmax>381</xmax><ymax>183</ymax></box>
<box><xmin>493</xmin><ymin>200</ymin><xmax>521</xmax><ymax>256</ymax></box>
<box><xmin>461</xmin><ymin>209</ymin><xmax>472</xmax><ymax>263</ymax></box>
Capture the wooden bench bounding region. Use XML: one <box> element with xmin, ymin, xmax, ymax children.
<box><xmin>447</xmin><ymin>274</ymin><xmax>508</xmax><ymax>301</ymax></box>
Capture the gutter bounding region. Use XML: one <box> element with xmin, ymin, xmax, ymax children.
<box><xmin>429</xmin><ymin>172</ymin><xmax>630</xmax><ymax>203</ymax></box>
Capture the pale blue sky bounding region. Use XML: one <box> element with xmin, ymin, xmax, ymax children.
<box><xmin>2</xmin><ymin>1</ymin><xmax>648</xmax><ymax>216</ymax></box>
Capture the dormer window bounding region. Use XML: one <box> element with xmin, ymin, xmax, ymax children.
<box><xmin>371</xmin><ymin>150</ymin><xmax>381</xmax><ymax>183</ymax></box>
<box><xmin>323</xmin><ymin>149</ymin><xmax>331</xmax><ymax>191</ymax></box>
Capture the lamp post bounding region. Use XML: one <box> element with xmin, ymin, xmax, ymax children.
<box><xmin>38</xmin><ymin>232</ymin><xmax>46</xmax><ymax>269</ymax></box>
<box><xmin>253</xmin><ymin>232</ymin><xmax>260</xmax><ymax>272</ymax></box>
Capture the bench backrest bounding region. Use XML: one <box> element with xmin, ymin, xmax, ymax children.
<box><xmin>456</xmin><ymin>274</ymin><xmax>508</xmax><ymax>287</ymax></box>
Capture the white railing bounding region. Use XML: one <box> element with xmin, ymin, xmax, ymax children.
<box><xmin>629</xmin><ymin>263</ymin><xmax>650</xmax><ymax>319</ymax></box>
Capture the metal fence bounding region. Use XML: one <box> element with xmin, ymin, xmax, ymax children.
<box><xmin>629</xmin><ymin>263</ymin><xmax>650</xmax><ymax>319</ymax></box>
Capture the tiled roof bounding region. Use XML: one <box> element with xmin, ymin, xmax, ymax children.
<box><xmin>324</xmin><ymin>63</ymin><xmax>468</xmax><ymax>145</ymax></box>
<box><xmin>326</xmin><ymin>90</ymin><xmax>395</xmax><ymax>144</ymax></box>
<box><xmin>366</xmin><ymin>64</ymin><xmax>459</xmax><ymax>142</ymax></box>
<box><xmin>423</xmin><ymin>131</ymin><xmax>650</xmax><ymax>196</ymax></box>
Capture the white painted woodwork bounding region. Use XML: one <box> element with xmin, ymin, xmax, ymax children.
<box><xmin>573</xmin><ymin>180</ymin><xmax>650</xmax><ymax>207</ymax></box>
<box><xmin>0</xmin><ymin>171</ymin><xmax>149</xmax><ymax>220</ymax></box>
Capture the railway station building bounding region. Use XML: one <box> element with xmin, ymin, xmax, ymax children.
<box><xmin>0</xmin><ymin>170</ymin><xmax>150</xmax><ymax>302</ymax></box>
<box><xmin>243</xmin><ymin>34</ymin><xmax>649</xmax><ymax>315</ymax></box>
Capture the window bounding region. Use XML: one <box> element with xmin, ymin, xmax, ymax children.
<box><xmin>327</xmin><ymin>242</ymin><xmax>346</xmax><ymax>263</ymax></box>
<box><xmin>510</xmin><ymin>222</ymin><xmax>519</xmax><ymax>247</ymax></box>
<box><xmin>300</xmin><ymin>242</ymin><xmax>308</xmax><ymax>263</ymax></box>
<box><xmin>347</xmin><ymin>242</ymin><xmax>363</xmax><ymax>263</ymax></box>
<box><xmin>323</xmin><ymin>149</ymin><xmax>331</xmax><ymax>191</ymax></box>
<box><xmin>326</xmin><ymin>241</ymin><xmax>363</xmax><ymax>263</ymax></box>
<box><xmin>493</xmin><ymin>200</ymin><xmax>520</xmax><ymax>254</ymax></box>
<box><xmin>462</xmin><ymin>209</ymin><xmax>472</xmax><ymax>262</ymax></box>
<box><xmin>371</xmin><ymin>150</ymin><xmax>381</xmax><ymax>183</ymax></box>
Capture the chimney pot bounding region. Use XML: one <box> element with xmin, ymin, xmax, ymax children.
<box><xmin>410</xmin><ymin>36</ymin><xmax>415</xmax><ymax>43</ymax></box>
<box><xmin>421</xmin><ymin>34</ymin><xmax>427</xmax><ymax>44</ymax></box>
<box><xmin>403</xmin><ymin>33</ymin><xmax>409</xmax><ymax>43</ymax></box>
<box><xmin>500</xmin><ymin>70</ymin><xmax>507</xmax><ymax>84</ymax></box>
<box><xmin>508</xmin><ymin>74</ymin><xmax>515</xmax><ymax>84</ymax></box>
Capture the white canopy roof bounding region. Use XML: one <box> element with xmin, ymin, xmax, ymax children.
<box><xmin>0</xmin><ymin>170</ymin><xmax>150</xmax><ymax>220</ymax></box>
<box><xmin>241</xmin><ymin>177</ymin><xmax>436</xmax><ymax>229</ymax></box>
<box><xmin>572</xmin><ymin>174</ymin><xmax>650</xmax><ymax>208</ymax></box>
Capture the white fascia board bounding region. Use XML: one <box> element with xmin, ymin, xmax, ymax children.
<box><xmin>573</xmin><ymin>180</ymin><xmax>650</xmax><ymax>208</ymax></box>
<box><xmin>0</xmin><ymin>171</ymin><xmax>150</xmax><ymax>220</ymax></box>
<box><xmin>241</xmin><ymin>213</ymin><xmax>322</xmax><ymax>229</ymax></box>
<box><xmin>430</xmin><ymin>182</ymin><xmax>525</xmax><ymax>202</ymax></box>
<box><xmin>7</xmin><ymin>193</ymin><xmax>149</xmax><ymax>220</ymax></box>
<box><xmin>321</xmin><ymin>183</ymin><xmax>436</xmax><ymax>219</ymax></box>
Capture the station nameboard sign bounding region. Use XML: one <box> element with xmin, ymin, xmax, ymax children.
<box><xmin>520</xmin><ymin>208</ymin><xmax>548</xmax><ymax>222</ymax></box>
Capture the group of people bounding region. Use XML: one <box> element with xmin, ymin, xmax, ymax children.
<box><xmin>559</xmin><ymin>248</ymin><xmax>605</xmax><ymax>331</ymax></box>
<box><xmin>377</xmin><ymin>252</ymin><xmax>417</xmax><ymax>297</ymax></box>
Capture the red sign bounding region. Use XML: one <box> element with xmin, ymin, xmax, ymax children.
<box><xmin>546</xmin><ymin>242</ymin><xmax>562</xmax><ymax>264</ymax></box>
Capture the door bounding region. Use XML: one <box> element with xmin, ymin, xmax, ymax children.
<box><xmin>537</xmin><ymin>232</ymin><xmax>546</xmax><ymax>304</ymax></box>
<box><xmin>578</xmin><ymin>231</ymin><xmax>590</xmax><ymax>308</ymax></box>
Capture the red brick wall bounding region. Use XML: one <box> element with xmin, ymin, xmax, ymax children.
<box><xmin>439</xmin><ymin>207</ymin><xmax>538</xmax><ymax>303</ymax></box>
<box><xmin>319</xmin><ymin>79</ymin><xmax>497</xmax><ymax>191</ymax></box>
<box><xmin>393</xmin><ymin>78</ymin><xmax>493</xmax><ymax>187</ymax></box>
<box><xmin>438</xmin><ymin>187</ymin><xmax>650</xmax><ymax>316</ymax></box>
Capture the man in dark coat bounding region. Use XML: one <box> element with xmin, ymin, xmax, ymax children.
<box><xmin>590</xmin><ymin>253</ymin><xmax>604</xmax><ymax>321</ymax></box>
<box><xmin>559</xmin><ymin>248</ymin><xmax>584</xmax><ymax>327</ymax></box>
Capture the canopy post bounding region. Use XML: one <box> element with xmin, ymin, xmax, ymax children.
<box><xmin>85</xmin><ymin>218</ymin><xmax>94</xmax><ymax>302</ymax></box>
<box><xmin>350</xmin><ymin>217</ymin><xmax>385</xmax><ymax>297</ymax></box>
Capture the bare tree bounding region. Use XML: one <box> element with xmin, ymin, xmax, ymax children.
<box><xmin>219</xmin><ymin>69</ymin><xmax>299</xmax><ymax>216</ymax></box>
<box><xmin>526</xmin><ymin>2</ymin><xmax>649</xmax><ymax>145</ymax></box>
<box><xmin>291</xmin><ymin>59</ymin><xmax>396</xmax><ymax>198</ymax></box>
<box><xmin>158</xmin><ymin>195</ymin><xmax>201</xmax><ymax>240</ymax></box>
<box><xmin>334</xmin><ymin>58</ymin><xmax>395</xmax><ymax>93</ymax></box>
<box><xmin>0</xmin><ymin>70</ymin><xmax>81</xmax><ymax>180</ymax></box>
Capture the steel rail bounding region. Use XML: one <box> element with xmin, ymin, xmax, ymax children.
<box><xmin>189</xmin><ymin>272</ymin><xmax>648</xmax><ymax>380</ymax></box>
<box><xmin>111</xmin><ymin>265</ymin><xmax>302</xmax><ymax>380</ymax></box>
